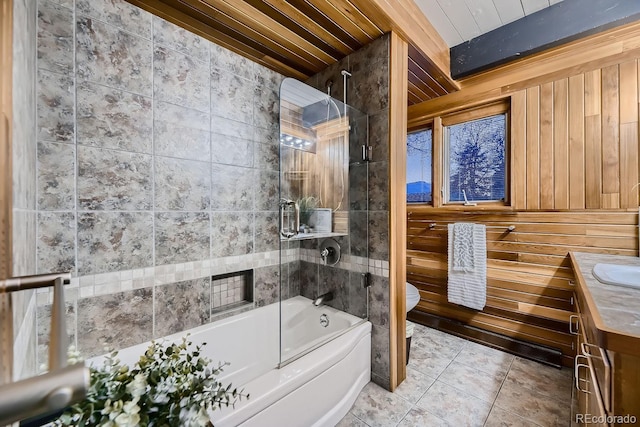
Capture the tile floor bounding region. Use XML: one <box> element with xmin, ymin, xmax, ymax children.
<box><xmin>338</xmin><ymin>323</ymin><xmax>573</xmax><ymax>427</ymax></box>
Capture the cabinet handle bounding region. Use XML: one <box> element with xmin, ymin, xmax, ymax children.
<box><xmin>574</xmin><ymin>355</ymin><xmax>591</xmax><ymax>394</ymax></box>
<box><xmin>581</xmin><ymin>342</ymin><xmax>603</xmax><ymax>359</ymax></box>
<box><xmin>569</xmin><ymin>314</ymin><xmax>579</xmax><ymax>335</ymax></box>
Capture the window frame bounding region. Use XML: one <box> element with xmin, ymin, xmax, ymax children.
<box><xmin>442</xmin><ymin>106</ymin><xmax>510</xmax><ymax>205</ymax></box>
<box><xmin>406</xmin><ymin>124</ymin><xmax>434</xmax><ymax>205</ymax></box>
<box><xmin>429</xmin><ymin>100</ymin><xmax>512</xmax><ymax>210</ymax></box>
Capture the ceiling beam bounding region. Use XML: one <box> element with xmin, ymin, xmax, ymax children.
<box><xmin>451</xmin><ymin>0</ymin><xmax>640</xmax><ymax>79</ymax></box>
<box><xmin>349</xmin><ymin>0</ymin><xmax>459</xmax><ymax>90</ymax></box>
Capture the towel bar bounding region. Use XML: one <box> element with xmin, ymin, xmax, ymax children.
<box><xmin>427</xmin><ymin>223</ymin><xmax>515</xmax><ymax>232</ymax></box>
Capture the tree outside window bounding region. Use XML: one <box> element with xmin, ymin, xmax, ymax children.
<box><xmin>445</xmin><ymin>114</ymin><xmax>506</xmax><ymax>203</ymax></box>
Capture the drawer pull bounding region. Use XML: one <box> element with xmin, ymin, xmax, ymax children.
<box><xmin>574</xmin><ymin>355</ymin><xmax>590</xmax><ymax>394</ymax></box>
<box><xmin>569</xmin><ymin>315</ymin><xmax>580</xmax><ymax>335</ymax></box>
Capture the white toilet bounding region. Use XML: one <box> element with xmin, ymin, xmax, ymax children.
<box><xmin>405</xmin><ymin>282</ymin><xmax>420</xmax><ymax>364</ymax></box>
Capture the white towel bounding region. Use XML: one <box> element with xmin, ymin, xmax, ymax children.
<box><xmin>448</xmin><ymin>223</ymin><xmax>487</xmax><ymax>310</ymax></box>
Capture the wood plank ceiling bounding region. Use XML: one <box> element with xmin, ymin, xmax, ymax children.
<box><xmin>126</xmin><ymin>0</ymin><xmax>459</xmax><ymax>105</ymax></box>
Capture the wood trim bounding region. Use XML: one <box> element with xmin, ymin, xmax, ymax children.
<box><xmin>0</xmin><ymin>0</ymin><xmax>12</xmax><ymax>387</ymax></box>
<box><xmin>511</xmin><ymin>90</ymin><xmax>526</xmax><ymax>209</ymax></box>
<box><xmin>349</xmin><ymin>0</ymin><xmax>457</xmax><ymax>90</ymax></box>
<box><xmin>1</xmin><ymin>0</ymin><xmax>11</xmax><ymax>281</ymax></box>
<box><xmin>388</xmin><ymin>31</ymin><xmax>407</xmax><ymax>391</ymax></box>
<box><xmin>408</xmin><ymin>20</ymin><xmax>640</xmax><ymax>128</ymax></box>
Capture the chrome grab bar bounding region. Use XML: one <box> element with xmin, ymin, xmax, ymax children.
<box><xmin>0</xmin><ymin>363</ymin><xmax>90</xmax><ymax>425</ymax></box>
<box><xmin>0</xmin><ymin>272</ymin><xmax>89</xmax><ymax>424</ymax></box>
<box><xmin>280</xmin><ymin>199</ymin><xmax>300</xmax><ymax>238</ymax></box>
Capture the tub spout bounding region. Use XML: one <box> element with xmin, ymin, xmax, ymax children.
<box><xmin>313</xmin><ymin>291</ymin><xmax>333</xmax><ymax>306</ymax></box>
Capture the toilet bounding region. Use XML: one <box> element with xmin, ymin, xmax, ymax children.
<box><xmin>405</xmin><ymin>282</ymin><xmax>420</xmax><ymax>364</ymax></box>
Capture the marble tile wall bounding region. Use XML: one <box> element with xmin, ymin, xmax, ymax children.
<box><xmin>306</xmin><ymin>34</ymin><xmax>391</xmax><ymax>388</ymax></box>
<box><xmin>32</xmin><ymin>0</ymin><xmax>288</xmax><ymax>360</ymax></box>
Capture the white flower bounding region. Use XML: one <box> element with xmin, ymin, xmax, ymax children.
<box><xmin>113</xmin><ymin>398</ymin><xmax>140</xmax><ymax>427</ymax></box>
<box><xmin>125</xmin><ymin>374</ymin><xmax>147</xmax><ymax>397</ymax></box>
<box><xmin>114</xmin><ymin>412</ymin><xmax>140</xmax><ymax>427</ymax></box>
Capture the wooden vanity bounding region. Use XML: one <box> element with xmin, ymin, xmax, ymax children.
<box><xmin>570</xmin><ymin>252</ymin><xmax>640</xmax><ymax>427</ymax></box>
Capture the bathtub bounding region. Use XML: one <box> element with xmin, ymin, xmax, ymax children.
<box><xmin>92</xmin><ymin>295</ymin><xmax>371</xmax><ymax>427</ymax></box>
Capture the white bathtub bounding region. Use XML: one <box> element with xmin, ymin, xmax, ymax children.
<box><xmin>93</xmin><ymin>295</ymin><xmax>371</xmax><ymax>427</ymax></box>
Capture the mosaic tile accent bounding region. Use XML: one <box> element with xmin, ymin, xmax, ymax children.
<box><xmin>212</xmin><ymin>272</ymin><xmax>249</xmax><ymax>310</ymax></box>
<box><xmin>37</xmin><ymin>69</ymin><xmax>74</xmax><ymax>143</ymax></box>
<box><xmin>76</xmin><ymin>0</ymin><xmax>152</xmax><ymax>39</ymax></box>
<box><xmin>154</xmin><ymin>101</ymin><xmax>210</xmax><ymax>161</ymax></box>
<box><xmin>37</xmin><ymin>141</ymin><xmax>75</xmax><ymax>210</ymax></box>
<box><xmin>155</xmin><ymin>212</ymin><xmax>210</xmax><ymax>265</ymax></box>
<box><xmin>37</xmin><ymin>211</ymin><xmax>76</xmax><ymax>274</ymax></box>
<box><xmin>77</xmin><ymin>145</ymin><xmax>152</xmax><ymax>210</ymax></box>
<box><xmin>154</xmin><ymin>46</ymin><xmax>210</xmax><ymax>112</ymax></box>
<box><xmin>77</xmin><ymin>288</ymin><xmax>153</xmax><ymax>358</ymax></box>
<box><xmin>77</xmin><ymin>212</ymin><xmax>153</xmax><ymax>275</ymax></box>
<box><xmin>76</xmin><ymin>81</ymin><xmax>153</xmax><ymax>153</ymax></box>
<box><xmin>155</xmin><ymin>278</ymin><xmax>211</xmax><ymax>338</ymax></box>
<box><xmin>154</xmin><ymin>157</ymin><xmax>211</xmax><ymax>211</ymax></box>
<box><xmin>37</xmin><ymin>0</ymin><xmax>74</xmax><ymax>75</ymax></box>
<box><xmin>76</xmin><ymin>17</ymin><xmax>152</xmax><ymax>95</ymax></box>
<box><xmin>153</xmin><ymin>16</ymin><xmax>208</xmax><ymax>62</ymax></box>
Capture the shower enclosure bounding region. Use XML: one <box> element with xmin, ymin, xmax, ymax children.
<box><xmin>278</xmin><ymin>78</ymin><xmax>370</xmax><ymax>366</ymax></box>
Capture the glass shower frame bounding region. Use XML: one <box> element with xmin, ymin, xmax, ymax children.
<box><xmin>278</xmin><ymin>78</ymin><xmax>370</xmax><ymax>367</ymax></box>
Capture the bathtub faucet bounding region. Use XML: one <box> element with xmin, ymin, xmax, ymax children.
<box><xmin>313</xmin><ymin>291</ymin><xmax>334</xmax><ymax>306</ymax></box>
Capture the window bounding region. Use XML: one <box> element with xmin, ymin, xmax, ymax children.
<box><xmin>406</xmin><ymin>128</ymin><xmax>432</xmax><ymax>203</ymax></box>
<box><xmin>444</xmin><ymin>113</ymin><xmax>507</xmax><ymax>204</ymax></box>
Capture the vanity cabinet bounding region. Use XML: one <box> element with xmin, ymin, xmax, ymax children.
<box><xmin>570</xmin><ymin>252</ymin><xmax>640</xmax><ymax>427</ymax></box>
<box><xmin>571</xmin><ymin>300</ymin><xmax>608</xmax><ymax>427</ymax></box>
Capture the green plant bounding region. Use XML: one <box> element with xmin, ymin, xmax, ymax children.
<box><xmin>56</xmin><ymin>337</ymin><xmax>248</xmax><ymax>427</ymax></box>
<box><xmin>297</xmin><ymin>196</ymin><xmax>319</xmax><ymax>225</ymax></box>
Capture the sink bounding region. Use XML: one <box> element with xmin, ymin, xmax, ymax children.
<box><xmin>592</xmin><ymin>263</ymin><xmax>640</xmax><ymax>290</ymax></box>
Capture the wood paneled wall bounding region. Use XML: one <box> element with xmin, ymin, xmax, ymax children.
<box><xmin>519</xmin><ymin>62</ymin><xmax>639</xmax><ymax>210</ymax></box>
<box><xmin>280</xmin><ymin>102</ymin><xmax>350</xmax><ymax>223</ymax></box>
<box><xmin>406</xmin><ymin>29</ymin><xmax>640</xmax><ymax>367</ymax></box>
<box><xmin>407</xmin><ymin>211</ymin><xmax>638</xmax><ymax>366</ymax></box>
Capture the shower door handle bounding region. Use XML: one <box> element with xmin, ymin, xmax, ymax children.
<box><xmin>280</xmin><ymin>199</ymin><xmax>299</xmax><ymax>238</ymax></box>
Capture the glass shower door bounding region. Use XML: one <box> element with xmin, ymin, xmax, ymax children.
<box><xmin>278</xmin><ymin>78</ymin><xmax>369</xmax><ymax>366</ymax></box>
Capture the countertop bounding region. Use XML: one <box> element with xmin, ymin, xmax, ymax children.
<box><xmin>570</xmin><ymin>251</ymin><xmax>640</xmax><ymax>353</ymax></box>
